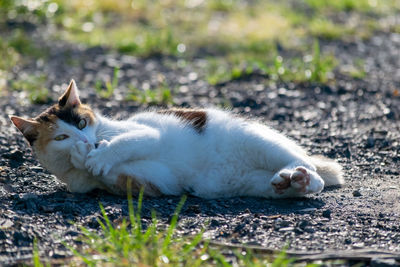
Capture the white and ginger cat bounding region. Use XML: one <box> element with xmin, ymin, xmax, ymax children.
<box><xmin>10</xmin><ymin>80</ymin><xmax>343</xmax><ymax>198</ymax></box>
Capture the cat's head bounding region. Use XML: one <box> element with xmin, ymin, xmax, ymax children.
<box><xmin>10</xmin><ymin>80</ymin><xmax>97</xmax><ymax>172</ymax></box>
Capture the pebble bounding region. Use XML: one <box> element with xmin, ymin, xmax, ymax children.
<box><xmin>186</xmin><ymin>204</ymin><xmax>201</xmax><ymax>214</ymax></box>
<box><xmin>0</xmin><ymin>219</ymin><xmax>13</xmax><ymax>229</ymax></box>
<box><xmin>3</xmin><ymin>150</ymin><xmax>24</xmax><ymax>161</ymax></box>
<box><xmin>297</xmin><ymin>220</ymin><xmax>309</xmax><ymax>230</ymax></box>
<box><xmin>366</xmin><ymin>135</ymin><xmax>375</xmax><ymax>148</ymax></box>
<box><xmin>299</xmin><ymin>208</ymin><xmax>317</xmax><ymax>212</ymax></box>
<box><xmin>279</xmin><ymin>227</ymin><xmax>295</xmax><ymax>232</ymax></box>
<box><xmin>322</xmin><ymin>209</ymin><xmax>332</xmax><ymax>219</ymax></box>
<box><xmin>29</xmin><ymin>166</ymin><xmax>43</xmax><ymax>172</ymax></box>
<box><xmin>210</xmin><ymin>219</ymin><xmax>220</xmax><ymax>227</ymax></box>
<box><xmin>19</xmin><ymin>193</ymin><xmax>38</xmax><ymax>200</ymax></box>
<box><xmin>353</xmin><ymin>190</ymin><xmax>362</xmax><ymax>197</ymax></box>
<box><xmin>0</xmin><ymin>230</ymin><xmax>7</xmax><ymax>239</ymax></box>
<box><xmin>303</xmin><ymin>227</ymin><xmax>316</xmax><ymax>233</ymax></box>
<box><xmin>233</xmin><ymin>223</ymin><xmax>246</xmax><ymax>233</ymax></box>
<box><xmin>352</xmin><ymin>242</ymin><xmax>364</xmax><ymax>249</ymax></box>
<box><xmin>370</xmin><ymin>258</ymin><xmax>399</xmax><ymax>267</ymax></box>
<box><xmin>41</xmin><ymin>205</ymin><xmax>55</xmax><ymax>212</ymax></box>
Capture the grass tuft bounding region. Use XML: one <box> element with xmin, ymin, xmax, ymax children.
<box><xmin>94</xmin><ymin>67</ymin><xmax>119</xmax><ymax>99</ymax></box>
<box><xmin>205</xmin><ymin>39</ymin><xmax>336</xmax><ymax>85</ymax></box>
<box><xmin>11</xmin><ymin>74</ymin><xmax>51</xmax><ymax>104</ymax></box>
<box><xmin>305</xmin><ymin>0</ymin><xmax>399</xmax><ymax>13</ymax></box>
<box><xmin>309</xmin><ymin>19</ymin><xmax>351</xmax><ymax>40</ymax></box>
<box><xmin>127</xmin><ymin>83</ymin><xmax>174</xmax><ymax>106</ymax></box>
<box><xmin>67</xmin><ymin>192</ymin><xmax>211</xmax><ymax>266</ymax></box>
<box><xmin>63</xmin><ymin>189</ymin><xmax>316</xmax><ymax>266</ymax></box>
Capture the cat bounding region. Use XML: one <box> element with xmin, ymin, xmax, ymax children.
<box><xmin>10</xmin><ymin>80</ymin><xmax>343</xmax><ymax>198</ymax></box>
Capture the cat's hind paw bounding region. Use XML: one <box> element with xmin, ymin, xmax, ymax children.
<box><xmin>290</xmin><ymin>167</ymin><xmax>311</xmax><ymax>193</ymax></box>
<box><xmin>270</xmin><ymin>170</ymin><xmax>291</xmax><ymax>194</ymax></box>
<box><xmin>271</xmin><ymin>166</ymin><xmax>323</xmax><ymax>196</ymax></box>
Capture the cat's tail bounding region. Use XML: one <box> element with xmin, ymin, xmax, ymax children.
<box><xmin>310</xmin><ymin>155</ymin><xmax>344</xmax><ymax>186</ymax></box>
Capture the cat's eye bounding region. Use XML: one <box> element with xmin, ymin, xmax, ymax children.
<box><xmin>54</xmin><ymin>134</ymin><xmax>69</xmax><ymax>141</ymax></box>
<box><xmin>78</xmin><ymin>119</ymin><xmax>86</xmax><ymax>130</ymax></box>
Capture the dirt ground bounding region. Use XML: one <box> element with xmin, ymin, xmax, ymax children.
<box><xmin>1</xmin><ymin>31</ymin><xmax>400</xmax><ymax>265</ymax></box>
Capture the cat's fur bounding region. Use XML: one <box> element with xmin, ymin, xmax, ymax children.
<box><xmin>10</xmin><ymin>80</ymin><xmax>343</xmax><ymax>198</ymax></box>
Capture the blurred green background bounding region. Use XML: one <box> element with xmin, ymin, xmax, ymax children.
<box><xmin>0</xmin><ymin>0</ymin><xmax>399</xmax><ymax>103</ymax></box>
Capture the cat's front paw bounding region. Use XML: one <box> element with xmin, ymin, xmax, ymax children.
<box><xmin>271</xmin><ymin>166</ymin><xmax>324</xmax><ymax>196</ymax></box>
<box><xmin>85</xmin><ymin>140</ymin><xmax>115</xmax><ymax>176</ymax></box>
<box><xmin>70</xmin><ymin>141</ymin><xmax>94</xmax><ymax>170</ymax></box>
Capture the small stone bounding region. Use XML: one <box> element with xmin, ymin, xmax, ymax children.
<box><xmin>297</xmin><ymin>220</ymin><xmax>309</xmax><ymax>230</ymax></box>
<box><xmin>3</xmin><ymin>149</ymin><xmax>24</xmax><ymax>161</ymax></box>
<box><xmin>322</xmin><ymin>209</ymin><xmax>331</xmax><ymax>219</ymax></box>
<box><xmin>294</xmin><ymin>228</ymin><xmax>304</xmax><ymax>234</ymax></box>
<box><xmin>52</xmin><ymin>249</ymin><xmax>68</xmax><ymax>259</ymax></box>
<box><xmin>371</xmin><ymin>257</ymin><xmax>398</xmax><ymax>267</ymax></box>
<box><xmin>26</xmin><ymin>200</ymin><xmax>37</xmax><ymax>211</ymax></box>
<box><xmin>0</xmin><ymin>219</ymin><xmax>13</xmax><ymax>229</ymax></box>
<box><xmin>352</xmin><ymin>242</ymin><xmax>364</xmax><ymax>249</ymax></box>
<box><xmin>246</xmin><ymin>241</ymin><xmax>261</xmax><ymax>246</ymax></box>
<box><xmin>299</xmin><ymin>208</ymin><xmax>317</xmax><ymax>212</ymax></box>
<box><xmin>41</xmin><ymin>205</ymin><xmax>55</xmax><ymax>212</ymax></box>
<box><xmin>29</xmin><ymin>166</ymin><xmax>43</xmax><ymax>172</ymax></box>
<box><xmin>366</xmin><ymin>135</ymin><xmax>375</xmax><ymax>148</ymax></box>
<box><xmin>233</xmin><ymin>223</ymin><xmax>245</xmax><ymax>233</ymax></box>
<box><xmin>87</xmin><ymin>216</ymin><xmax>100</xmax><ymax>228</ymax></box>
<box><xmin>65</xmin><ymin>230</ymin><xmax>80</xmax><ymax>237</ymax></box>
<box><xmin>210</xmin><ymin>219</ymin><xmax>220</xmax><ymax>227</ymax></box>
<box><xmin>344</xmin><ymin>146</ymin><xmax>352</xmax><ymax>158</ymax></box>
<box><xmin>279</xmin><ymin>227</ymin><xmax>295</xmax><ymax>232</ymax></box>
<box><xmin>231</xmin><ymin>238</ymin><xmax>240</xmax><ymax>244</ymax></box>
<box><xmin>13</xmin><ymin>231</ymin><xmax>32</xmax><ymax>245</ymax></box>
<box><xmin>304</xmin><ymin>227</ymin><xmax>315</xmax><ymax>233</ymax></box>
<box><xmin>273</xmin><ymin>218</ymin><xmax>283</xmax><ymax>229</ymax></box>
<box><xmin>19</xmin><ymin>193</ymin><xmax>38</xmax><ymax>200</ymax></box>
<box><xmin>0</xmin><ymin>229</ymin><xmax>7</xmax><ymax>239</ymax></box>
<box><xmin>280</xmin><ymin>220</ymin><xmax>291</xmax><ymax>227</ymax></box>
<box><xmin>353</xmin><ymin>190</ymin><xmax>362</xmax><ymax>197</ymax></box>
<box><xmin>186</xmin><ymin>205</ymin><xmax>201</xmax><ymax>214</ymax></box>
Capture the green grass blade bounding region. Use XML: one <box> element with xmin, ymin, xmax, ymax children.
<box><xmin>32</xmin><ymin>239</ymin><xmax>43</xmax><ymax>267</ymax></box>
<box><xmin>162</xmin><ymin>195</ymin><xmax>186</xmax><ymax>251</ymax></box>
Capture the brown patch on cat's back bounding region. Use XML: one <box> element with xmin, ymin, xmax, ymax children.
<box><xmin>158</xmin><ymin>108</ymin><xmax>207</xmax><ymax>133</ymax></box>
<box><xmin>112</xmin><ymin>174</ymin><xmax>162</xmax><ymax>197</ymax></box>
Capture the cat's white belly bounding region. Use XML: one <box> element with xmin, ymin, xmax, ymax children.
<box><xmin>106</xmin><ymin>123</ymin><xmax>292</xmax><ymax>198</ymax></box>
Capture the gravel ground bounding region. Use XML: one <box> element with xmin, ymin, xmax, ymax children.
<box><xmin>1</xmin><ymin>31</ymin><xmax>400</xmax><ymax>265</ymax></box>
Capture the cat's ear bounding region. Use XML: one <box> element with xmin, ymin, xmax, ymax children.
<box><xmin>9</xmin><ymin>116</ymin><xmax>39</xmax><ymax>145</ymax></box>
<box><xmin>58</xmin><ymin>79</ymin><xmax>81</xmax><ymax>107</ymax></box>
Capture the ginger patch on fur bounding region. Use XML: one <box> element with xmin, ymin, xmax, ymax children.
<box><xmin>158</xmin><ymin>108</ymin><xmax>207</xmax><ymax>133</ymax></box>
